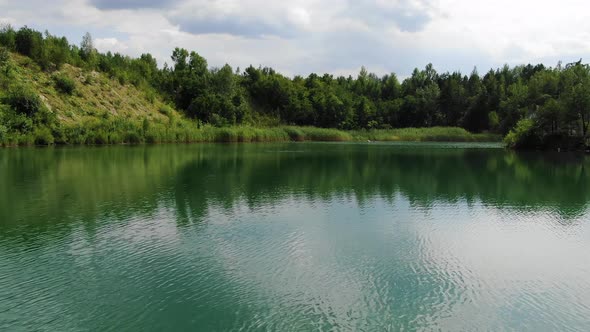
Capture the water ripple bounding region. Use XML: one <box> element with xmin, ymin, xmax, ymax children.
<box><xmin>2</xmin><ymin>144</ymin><xmax>590</xmax><ymax>331</ymax></box>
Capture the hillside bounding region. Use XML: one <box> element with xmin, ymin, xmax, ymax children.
<box><xmin>8</xmin><ymin>53</ymin><xmax>172</xmax><ymax>125</ymax></box>
<box><xmin>0</xmin><ymin>51</ymin><xmax>195</xmax><ymax>145</ymax></box>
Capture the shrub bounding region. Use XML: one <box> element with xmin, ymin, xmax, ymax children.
<box><xmin>210</xmin><ymin>113</ymin><xmax>229</xmax><ymax>127</ymax></box>
<box><xmin>51</xmin><ymin>126</ymin><xmax>67</xmax><ymax>144</ymax></box>
<box><xmin>0</xmin><ymin>123</ymin><xmax>7</xmax><ymax>143</ymax></box>
<box><xmin>108</xmin><ymin>132</ymin><xmax>122</xmax><ymax>144</ymax></box>
<box><xmin>84</xmin><ymin>74</ymin><xmax>94</xmax><ymax>85</ymax></box>
<box><xmin>504</xmin><ymin>118</ymin><xmax>541</xmax><ymax>149</ymax></box>
<box><xmin>61</xmin><ymin>126</ymin><xmax>85</xmax><ymax>144</ymax></box>
<box><xmin>53</xmin><ymin>74</ymin><xmax>76</xmax><ymax>95</ymax></box>
<box><xmin>34</xmin><ymin>127</ymin><xmax>54</xmax><ymax>145</ymax></box>
<box><xmin>123</xmin><ymin>131</ymin><xmax>142</xmax><ymax>144</ymax></box>
<box><xmin>17</xmin><ymin>133</ymin><xmax>34</xmax><ymax>145</ymax></box>
<box><xmin>146</xmin><ymin>90</ymin><xmax>156</xmax><ymax>104</ymax></box>
<box><xmin>145</xmin><ymin>132</ymin><xmax>160</xmax><ymax>144</ymax></box>
<box><xmin>142</xmin><ymin>118</ymin><xmax>150</xmax><ymax>134</ymax></box>
<box><xmin>6</xmin><ymin>85</ymin><xmax>45</xmax><ymax>117</ymax></box>
<box><xmin>86</xmin><ymin>130</ymin><xmax>108</xmax><ymax>145</ymax></box>
<box><xmin>117</xmin><ymin>74</ymin><xmax>127</xmax><ymax>86</ymax></box>
<box><xmin>0</xmin><ymin>47</ymin><xmax>9</xmax><ymax>67</ymax></box>
<box><xmin>159</xmin><ymin>104</ymin><xmax>173</xmax><ymax>117</ymax></box>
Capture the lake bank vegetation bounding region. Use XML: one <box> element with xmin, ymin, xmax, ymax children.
<box><xmin>0</xmin><ymin>25</ymin><xmax>587</xmax><ymax>149</ymax></box>
<box><xmin>0</xmin><ymin>122</ymin><xmax>497</xmax><ymax>146</ymax></box>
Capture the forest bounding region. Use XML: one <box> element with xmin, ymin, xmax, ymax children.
<box><xmin>1</xmin><ymin>25</ymin><xmax>589</xmax><ymax>149</ymax></box>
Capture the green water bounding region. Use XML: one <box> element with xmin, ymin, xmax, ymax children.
<box><xmin>1</xmin><ymin>142</ymin><xmax>590</xmax><ymax>331</ymax></box>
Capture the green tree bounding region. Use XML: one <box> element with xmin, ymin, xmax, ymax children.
<box><xmin>0</xmin><ymin>24</ymin><xmax>16</xmax><ymax>50</ymax></box>
<box><xmin>561</xmin><ymin>61</ymin><xmax>590</xmax><ymax>137</ymax></box>
<box><xmin>80</xmin><ymin>32</ymin><xmax>97</xmax><ymax>68</ymax></box>
<box><xmin>416</xmin><ymin>83</ymin><xmax>441</xmax><ymax>126</ymax></box>
<box><xmin>381</xmin><ymin>73</ymin><xmax>401</xmax><ymax>100</ymax></box>
<box><xmin>15</xmin><ymin>26</ymin><xmax>43</xmax><ymax>60</ymax></box>
<box><xmin>44</xmin><ymin>32</ymin><xmax>70</xmax><ymax>69</ymax></box>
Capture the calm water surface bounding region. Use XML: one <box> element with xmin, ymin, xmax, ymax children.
<box><xmin>1</xmin><ymin>142</ymin><xmax>590</xmax><ymax>331</ymax></box>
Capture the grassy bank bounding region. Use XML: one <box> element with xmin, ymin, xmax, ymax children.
<box><xmin>352</xmin><ymin>127</ymin><xmax>501</xmax><ymax>143</ymax></box>
<box><xmin>0</xmin><ymin>123</ymin><xmax>500</xmax><ymax>146</ymax></box>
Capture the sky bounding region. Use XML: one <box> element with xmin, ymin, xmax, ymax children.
<box><xmin>1</xmin><ymin>0</ymin><xmax>589</xmax><ymax>78</ymax></box>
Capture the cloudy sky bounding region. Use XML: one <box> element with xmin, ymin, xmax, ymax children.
<box><xmin>1</xmin><ymin>0</ymin><xmax>589</xmax><ymax>77</ymax></box>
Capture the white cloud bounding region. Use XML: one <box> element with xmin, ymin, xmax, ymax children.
<box><xmin>287</xmin><ymin>7</ymin><xmax>312</xmax><ymax>28</ymax></box>
<box><xmin>1</xmin><ymin>0</ymin><xmax>589</xmax><ymax>76</ymax></box>
<box><xmin>94</xmin><ymin>37</ymin><xmax>128</xmax><ymax>53</ymax></box>
<box><xmin>0</xmin><ymin>16</ymin><xmax>16</xmax><ymax>25</ymax></box>
<box><xmin>427</xmin><ymin>0</ymin><xmax>590</xmax><ymax>63</ymax></box>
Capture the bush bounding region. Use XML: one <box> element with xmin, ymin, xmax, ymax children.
<box><xmin>6</xmin><ymin>85</ymin><xmax>45</xmax><ymax>116</ymax></box>
<box><xmin>159</xmin><ymin>104</ymin><xmax>173</xmax><ymax>117</ymax></box>
<box><xmin>210</xmin><ymin>113</ymin><xmax>229</xmax><ymax>127</ymax></box>
<box><xmin>86</xmin><ymin>130</ymin><xmax>108</xmax><ymax>145</ymax></box>
<box><xmin>51</xmin><ymin>126</ymin><xmax>67</xmax><ymax>144</ymax></box>
<box><xmin>34</xmin><ymin>127</ymin><xmax>54</xmax><ymax>145</ymax></box>
<box><xmin>84</xmin><ymin>74</ymin><xmax>94</xmax><ymax>85</ymax></box>
<box><xmin>53</xmin><ymin>74</ymin><xmax>76</xmax><ymax>95</ymax></box>
<box><xmin>123</xmin><ymin>131</ymin><xmax>142</xmax><ymax>144</ymax></box>
<box><xmin>17</xmin><ymin>133</ymin><xmax>34</xmax><ymax>145</ymax></box>
<box><xmin>108</xmin><ymin>132</ymin><xmax>122</xmax><ymax>144</ymax></box>
<box><xmin>146</xmin><ymin>90</ymin><xmax>156</xmax><ymax>104</ymax></box>
<box><xmin>0</xmin><ymin>123</ymin><xmax>7</xmax><ymax>143</ymax></box>
<box><xmin>0</xmin><ymin>47</ymin><xmax>9</xmax><ymax>67</ymax></box>
<box><xmin>3</xmin><ymin>111</ymin><xmax>31</xmax><ymax>134</ymax></box>
<box><xmin>117</xmin><ymin>74</ymin><xmax>127</xmax><ymax>86</ymax></box>
<box><xmin>504</xmin><ymin>118</ymin><xmax>541</xmax><ymax>149</ymax></box>
<box><xmin>145</xmin><ymin>132</ymin><xmax>160</xmax><ymax>144</ymax></box>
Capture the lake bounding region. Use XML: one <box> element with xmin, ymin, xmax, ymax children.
<box><xmin>1</xmin><ymin>142</ymin><xmax>590</xmax><ymax>331</ymax></box>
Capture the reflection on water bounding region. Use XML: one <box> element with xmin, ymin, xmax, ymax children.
<box><xmin>1</xmin><ymin>143</ymin><xmax>589</xmax><ymax>331</ymax></box>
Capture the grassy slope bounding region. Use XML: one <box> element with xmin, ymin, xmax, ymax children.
<box><xmin>0</xmin><ymin>53</ymin><xmax>501</xmax><ymax>145</ymax></box>
<box><xmin>6</xmin><ymin>53</ymin><xmax>173</xmax><ymax>124</ymax></box>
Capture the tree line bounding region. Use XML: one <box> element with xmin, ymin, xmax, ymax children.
<box><xmin>1</xmin><ymin>25</ymin><xmax>589</xmax><ymax>148</ymax></box>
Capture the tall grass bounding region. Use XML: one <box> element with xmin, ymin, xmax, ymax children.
<box><xmin>0</xmin><ymin>121</ymin><xmax>501</xmax><ymax>147</ymax></box>
<box><xmin>352</xmin><ymin>127</ymin><xmax>501</xmax><ymax>142</ymax></box>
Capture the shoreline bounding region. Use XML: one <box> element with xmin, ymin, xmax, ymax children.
<box><xmin>0</xmin><ymin>126</ymin><xmax>502</xmax><ymax>147</ymax></box>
